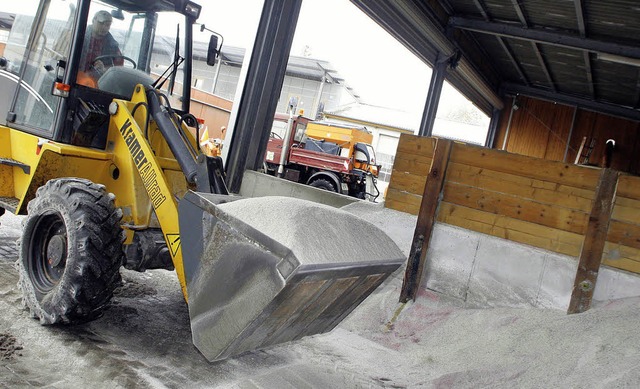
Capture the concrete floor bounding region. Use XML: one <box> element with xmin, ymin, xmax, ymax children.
<box><xmin>2</xmin><ymin>207</ymin><xmax>640</xmax><ymax>388</ymax></box>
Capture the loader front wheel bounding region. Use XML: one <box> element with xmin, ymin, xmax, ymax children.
<box><xmin>17</xmin><ymin>178</ymin><xmax>125</xmax><ymax>324</ymax></box>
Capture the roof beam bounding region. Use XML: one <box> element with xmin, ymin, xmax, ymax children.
<box><xmin>470</xmin><ymin>0</ymin><xmax>529</xmax><ymax>86</ymax></box>
<box><xmin>502</xmin><ymin>82</ymin><xmax>640</xmax><ymax>122</ymax></box>
<box><xmin>574</xmin><ymin>0</ymin><xmax>587</xmax><ymax>33</ymax></box>
<box><xmin>509</xmin><ymin>0</ymin><xmax>529</xmax><ymax>26</ymax></box>
<box><xmin>471</xmin><ymin>0</ymin><xmax>490</xmax><ymax>20</ymax></box>
<box><xmin>533</xmin><ymin>44</ymin><xmax>556</xmax><ymax>92</ymax></box>
<box><xmin>507</xmin><ymin>0</ymin><xmax>556</xmax><ymax>91</ymax></box>
<box><xmin>497</xmin><ymin>37</ymin><xmax>530</xmax><ymax>85</ymax></box>
<box><xmin>582</xmin><ymin>52</ymin><xmax>595</xmax><ymax>97</ymax></box>
<box><xmin>449</xmin><ymin>17</ymin><xmax>640</xmax><ymax>59</ymax></box>
<box><xmin>574</xmin><ymin>0</ymin><xmax>595</xmax><ymax>97</ymax></box>
<box><xmin>634</xmin><ymin>73</ymin><xmax>640</xmax><ymax>109</ymax></box>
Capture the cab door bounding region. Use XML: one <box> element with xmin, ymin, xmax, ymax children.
<box><xmin>1</xmin><ymin>0</ymin><xmax>78</xmax><ymax>137</ymax></box>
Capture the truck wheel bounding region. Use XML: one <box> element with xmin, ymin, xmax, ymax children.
<box><xmin>17</xmin><ymin>178</ymin><xmax>125</xmax><ymax>324</ymax></box>
<box><xmin>309</xmin><ymin>178</ymin><xmax>337</xmax><ymax>192</ymax></box>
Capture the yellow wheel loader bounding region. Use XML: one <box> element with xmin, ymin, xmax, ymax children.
<box><xmin>0</xmin><ymin>0</ymin><xmax>404</xmax><ymax>362</ymax></box>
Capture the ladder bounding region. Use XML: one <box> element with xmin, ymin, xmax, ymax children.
<box><xmin>574</xmin><ymin>136</ymin><xmax>596</xmax><ymax>165</ymax></box>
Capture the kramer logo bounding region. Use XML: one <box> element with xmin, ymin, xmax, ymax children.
<box><xmin>119</xmin><ymin>119</ymin><xmax>167</xmax><ymax>208</ymax></box>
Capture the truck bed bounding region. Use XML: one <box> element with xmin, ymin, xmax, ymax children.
<box><xmin>289</xmin><ymin>147</ymin><xmax>351</xmax><ymax>174</ymax></box>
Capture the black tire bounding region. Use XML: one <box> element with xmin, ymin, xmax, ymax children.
<box><xmin>309</xmin><ymin>178</ymin><xmax>337</xmax><ymax>192</ymax></box>
<box><xmin>17</xmin><ymin>178</ymin><xmax>125</xmax><ymax>324</ymax></box>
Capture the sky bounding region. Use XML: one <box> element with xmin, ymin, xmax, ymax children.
<box><xmin>196</xmin><ymin>0</ymin><xmax>487</xmax><ymax>123</ymax></box>
<box><xmin>290</xmin><ymin>0</ymin><xmax>432</xmax><ymax>113</ymax></box>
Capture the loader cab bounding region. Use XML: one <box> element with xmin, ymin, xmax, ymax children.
<box><xmin>0</xmin><ymin>0</ymin><xmax>203</xmax><ymax>148</ymax></box>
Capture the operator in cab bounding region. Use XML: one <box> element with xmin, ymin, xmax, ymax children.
<box><xmin>77</xmin><ymin>10</ymin><xmax>123</xmax><ymax>88</ymax></box>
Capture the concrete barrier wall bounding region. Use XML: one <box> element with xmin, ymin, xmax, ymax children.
<box><xmin>343</xmin><ymin>199</ymin><xmax>640</xmax><ymax>310</ymax></box>
<box><xmin>424</xmin><ymin>222</ymin><xmax>640</xmax><ymax>310</ymax></box>
<box><xmin>239</xmin><ymin>170</ymin><xmax>359</xmax><ymax>208</ymax></box>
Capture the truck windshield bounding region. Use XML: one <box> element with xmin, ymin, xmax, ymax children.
<box><xmin>366</xmin><ymin>144</ymin><xmax>377</xmax><ymax>165</ymax></box>
<box><xmin>78</xmin><ymin>1</ymin><xmax>188</xmax><ymax>106</ymax></box>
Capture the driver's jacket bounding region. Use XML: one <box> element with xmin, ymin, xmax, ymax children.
<box><xmin>79</xmin><ymin>27</ymin><xmax>123</xmax><ymax>73</ymax></box>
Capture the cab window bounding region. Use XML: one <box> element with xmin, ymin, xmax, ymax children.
<box><xmin>4</xmin><ymin>0</ymin><xmax>78</xmax><ymax>134</ymax></box>
<box><xmin>76</xmin><ymin>2</ymin><xmax>186</xmax><ymax>108</ymax></box>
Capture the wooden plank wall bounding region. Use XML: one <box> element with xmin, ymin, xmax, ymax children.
<box><xmin>387</xmin><ymin>134</ymin><xmax>640</xmax><ymax>275</ymax></box>
<box><xmin>606</xmin><ymin>174</ymin><xmax>640</xmax><ymax>273</ymax></box>
<box><xmin>493</xmin><ymin>96</ymin><xmax>640</xmax><ymax>174</ymax></box>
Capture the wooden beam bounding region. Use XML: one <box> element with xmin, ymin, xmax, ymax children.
<box><xmin>533</xmin><ymin>43</ymin><xmax>557</xmax><ymax>92</ymax></box>
<box><xmin>509</xmin><ymin>0</ymin><xmax>529</xmax><ymax>26</ymax></box>
<box><xmin>574</xmin><ymin>0</ymin><xmax>595</xmax><ymax>98</ymax></box>
<box><xmin>496</xmin><ymin>37</ymin><xmax>530</xmax><ymax>86</ymax></box>
<box><xmin>567</xmin><ymin>168</ymin><xmax>620</xmax><ymax>314</ymax></box>
<box><xmin>449</xmin><ymin>17</ymin><xmax>640</xmax><ymax>59</ymax></box>
<box><xmin>472</xmin><ymin>0</ymin><xmax>490</xmax><ymax>19</ymax></box>
<box><xmin>399</xmin><ymin>138</ymin><xmax>453</xmax><ymax>303</ymax></box>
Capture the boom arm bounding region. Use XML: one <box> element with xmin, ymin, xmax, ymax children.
<box><xmin>108</xmin><ymin>86</ymin><xmax>404</xmax><ymax>364</ymax></box>
<box><xmin>109</xmin><ymin>86</ymin><xmax>190</xmax><ymax>297</ymax></box>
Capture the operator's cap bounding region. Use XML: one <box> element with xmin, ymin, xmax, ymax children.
<box><xmin>94</xmin><ymin>10</ymin><xmax>112</xmax><ymax>23</ymax></box>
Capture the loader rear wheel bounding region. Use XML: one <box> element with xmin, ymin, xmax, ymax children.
<box><xmin>17</xmin><ymin>178</ymin><xmax>125</xmax><ymax>324</ymax></box>
<box><xmin>309</xmin><ymin>178</ymin><xmax>337</xmax><ymax>192</ymax></box>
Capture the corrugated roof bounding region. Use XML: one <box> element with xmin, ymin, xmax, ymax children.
<box><xmin>444</xmin><ymin>0</ymin><xmax>640</xmax><ymax>115</ymax></box>
<box><xmin>0</xmin><ymin>12</ymin><xmax>14</xmax><ymax>30</ymax></box>
<box><xmin>326</xmin><ymin>103</ymin><xmax>420</xmax><ymax>132</ymax></box>
<box><xmin>350</xmin><ymin>0</ymin><xmax>640</xmax><ymax>121</ymax></box>
<box><xmin>326</xmin><ymin>102</ymin><xmax>489</xmax><ymax>144</ymax></box>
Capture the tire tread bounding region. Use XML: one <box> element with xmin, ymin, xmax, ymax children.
<box><xmin>17</xmin><ymin>178</ymin><xmax>124</xmax><ymax>324</ymax></box>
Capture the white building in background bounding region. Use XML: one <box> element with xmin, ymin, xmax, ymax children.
<box><xmin>189</xmin><ymin>43</ymin><xmax>360</xmax><ymax>119</ymax></box>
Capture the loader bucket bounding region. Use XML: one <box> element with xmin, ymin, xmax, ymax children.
<box><xmin>178</xmin><ymin>192</ymin><xmax>404</xmax><ymax>362</ymax></box>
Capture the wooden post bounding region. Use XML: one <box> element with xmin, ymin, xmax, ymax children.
<box><xmin>567</xmin><ymin>168</ymin><xmax>619</xmax><ymax>314</ymax></box>
<box><xmin>399</xmin><ymin>138</ymin><xmax>453</xmax><ymax>303</ymax></box>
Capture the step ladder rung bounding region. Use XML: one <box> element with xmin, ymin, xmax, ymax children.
<box><xmin>0</xmin><ymin>158</ymin><xmax>30</xmax><ymax>174</ymax></box>
<box><xmin>0</xmin><ymin>197</ymin><xmax>20</xmax><ymax>213</ymax></box>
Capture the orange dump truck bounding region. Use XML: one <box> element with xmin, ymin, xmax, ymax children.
<box><xmin>264</xmin><ymin>113</ymin><xmax>381</xmax><ymax>200</ymax></box>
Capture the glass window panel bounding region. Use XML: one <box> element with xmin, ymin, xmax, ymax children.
<box><xmin>10</xmin><ymin>0</ymin><xmax>78</xmax><ymax>132</ymax></box>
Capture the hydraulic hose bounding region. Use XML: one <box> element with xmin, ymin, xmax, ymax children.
<box><xmin>365</xmin><ymin>172</ymin><xmax>380</xmax><ymax>202</ymax></box>
<box><xmin>146</xmin><ymin>88</ymin><xmax>198</xmax><ymax>184</ymax></box>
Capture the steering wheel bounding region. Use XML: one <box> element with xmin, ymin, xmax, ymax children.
<box><xmin>91</xmin><ymin>54</ymin><xmax>137</xmax><ymax>74</ymax></box>
<box><xmin>270</xmin><ymin>131</ymin><xmax>282</xmax><ymax>139</ymax></box>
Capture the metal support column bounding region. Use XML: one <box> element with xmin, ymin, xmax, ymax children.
<box><xmin>311</xmin><ymin>68</ymin><xmax>327</xmax><ymax>119</ymax></box>
<box><xmin>563</xmin><ymin>106</ymin><xmax>579</xmax><ymax>162</ymax></box>
<box><xmin>485</xmin><ymin>107</ymin><xmax>501</xmax><ymax>148</ymax></box>
<box><xmin>418</xmin><ymin>53</ymin><xmax>448</xmax><ymax>137</ymax></box>
<box><xmin>501</xmin><ymin>96</ymin><xmax>517</xmax><ymax>150</ymax></box>
<box><xmin>211</xmin><ymin>57</ymin><xmax>223</xmax><ymax>95</ymax></box>
<box><xmin>224</xmin><ymin>0</ymin><xmax>303</xmax><ymax>193</ymax></box>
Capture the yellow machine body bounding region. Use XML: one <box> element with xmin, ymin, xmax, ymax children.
<box><xmin>0</xmin><ymin>86</ymin><xmax>193</xmax><ymax>296</ymax></box>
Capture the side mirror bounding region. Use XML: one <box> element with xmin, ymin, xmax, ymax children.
<box><xmin>207</xmin><ymin>35</ymin><xmax>219</xmax><ymax>66</ymax></box>
<box><xmin>111</xmin><ymin>9</ymin><xmax>125</xmax><ymax>20</ymax></box>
